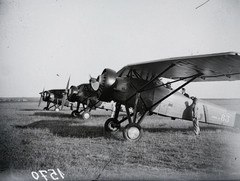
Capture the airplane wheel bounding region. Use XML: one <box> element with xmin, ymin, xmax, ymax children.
<box><xmin>104</xmin><ymin>118</ymin><xmax>120</xmax><ymax>132</ymax></box>
<box><xmin>123</xmin><ymin>123</ymin><xmax>143</xmax><ymax>141</ymax></box>
<box><xmin>82</xmin><ymin>111</ymin><xmax>91</xmax><ymax>120</ymax></box>
<box><xmin>55</xmin><ymin>108</ymin><xmax>60</xmax><ymax>112</ymax></box>
<box><xmin>71</xmin><ymin>110</ymin><xmax>79</xmax><ymax>117</ymax></box>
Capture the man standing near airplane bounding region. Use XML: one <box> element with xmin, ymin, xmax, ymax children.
<box><xmin>191</xmin><ymin>97</ymin><xmax>200</xmax><ymax>136</ymax></box>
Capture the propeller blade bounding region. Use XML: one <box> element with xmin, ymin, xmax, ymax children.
<box><xmin>66</xmin><ymin>76</ymin><xmax>70</xmax><ymax>91</ymax></box>
<box><xmin>61</xmin><ymin>94</ymin><xmax>67</xmax><ymax>110</ymax></box>
<box><xmin>61</xmin><ymin>76</ymin><xmax>70</xmax><ymax>110</ymax></box>
<box><xmin>38</xmin><ymin>96</ymin><xmax>42</xmax><ymax>107</ymax></box>
<box><xmin>38</xmin><ymin>87</ymin><xmax>45</xmax><ymax>107</ymax></box>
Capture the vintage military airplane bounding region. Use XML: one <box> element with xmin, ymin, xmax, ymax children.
<box><xmin>65</xmin><ymin>82</ymin><xmax>103</xmax><ymax>119</ymax></box>
<box><xmin>65</xmin><ymin>80</ymin><xmax>120</xmax><ymax>120</ymax></box>
<box><xmin>38</xmin><ymin>88</ymin><xmax>71</xmax><ymax>111</ymax></box>
<box><xmin>38</xmin><ymin>78</ymin><xmax>71</xmax><ymax>111</ymax></box>
<box><xmin>90</xmin><ymin>52</ymin><xmax>240</xmax><ymax>141</ymax></box>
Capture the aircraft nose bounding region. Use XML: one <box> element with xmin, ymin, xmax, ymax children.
<box><xmin>42</xmin><ymin>91</ymin><xmax>50</xmax><ymax>101</ymax></box>
<box><xmin>68</xmin><ymin>86</ymin><xmax>78</xmax><ymax>102</ymax></box>
<box><xmin>92</xmin><ymin>68</ymin><xmax>117</xmax><ymax>102</ymax></box>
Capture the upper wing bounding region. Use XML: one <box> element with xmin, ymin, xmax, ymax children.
<box><xmin>49</xmin><ymin>89</ymin><xmax>65</xmax><ymax>98</ymax></box>
<box><xmin>117</xmin><ymin>52</ymin><xmax>240</xmax><ymax>82</ymax></box>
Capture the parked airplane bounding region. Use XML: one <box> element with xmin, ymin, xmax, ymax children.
<box><xmin>38</xmin><ymin>88</ymin><xmax>71</xmax><ymax>111</ymax></box>
<box><xmin>38</xmin><ymin>77</ymin><xmax>71</xmax><ymax>111</ymax></box>
<box><xmin>90</xmin><ymin>52</ymin><xmax>240</xmax><ymax>141</ymax></box>
<box><xmin>66</xmin><ymin>81</ymin><xmax>120</xmax><ymax>120</ymax></box>
<box><xmin>66</xmin><ymin>83</ymin><xmax>102</xmax><ymax>119</ymax></box>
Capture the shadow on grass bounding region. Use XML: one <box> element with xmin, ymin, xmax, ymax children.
<box><xmin>90</xmin><ymin>114</ymin><xmax>113</xmax><ymax>118</ymax></box>
<box><xmin>14</xmin><ymin>119</ymin><xmax>236</xmax><ymax>141</ymax></box>
<box><xmin>20</xmin><ymin>109</ymin><xmax>41</xmax><ymax>111</ymax></box>
<box><xmin>144</xmin><ymin>125</ymin><xmax>233</xmax><ymax>133</ymax></box>
<box><xmin>33</xmin><ymin>112</ymin><xmax>73</xmax><ymax>119</ymax></box>
<box><xmin>14</xmin><ymin>119</ymin><xmax>108</xmax><ymax>139</ymax></box>
<box><xmin>33</xmin><ymin>111</ymin><xmax>112</xmax><ymax>119</ymax></box>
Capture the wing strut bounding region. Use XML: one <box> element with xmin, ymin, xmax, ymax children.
<box><xmin>126</xmin><ymin>63</ymin><xmax>176</xmax><ymax>102</ymax></box>
<box><xmin>130</xmin><ymin>73</ymin><xmax>203</xmax><ymax>126</ymax></box>
<box><xmin>149</xmin><ymin>73</ymin><xmax>203</xmax><ymax>111</ymax></box>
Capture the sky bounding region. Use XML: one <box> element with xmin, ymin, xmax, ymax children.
<box><xmin>0</xmin><ymin>0</ymin><xmax>240</xmax><ymax>98</ymax></box>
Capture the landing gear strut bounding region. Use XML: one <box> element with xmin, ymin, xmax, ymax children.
<box><xmin>71</xmin><ymin>103</ymin><xmax>92</xmax><ymax>120</ymax></box>
<box><xmin>103</xmin><ymin>101</ymin><xmax>145</xmax><ymax>141</ymax></box>
<box><xmin>71</xmin><ymin>110</ymin><xmax>92</xmax><ymax>120</ymax></box>
<box><xmin>43</xmin><ymin>102</ymin><xmax>60</xmax><ymax>111</ymax></box>
<box><xmin>104</xmin><ymin>118</ymin><xmax>120</xmax><ymax>132</ymax></box>
<box><xmin>123</xmin><ymin>123</ymin><xmax>143</xmax><ymax>141</ymax></box>
<box><xmin>71</xmin><ymin>110</ymin><xmax>80</xmax><ymax>117</ymax></box>
<box><xmin>82</xmin><ymin>111</ymin><xmax>91</xmax><ymax>120</ymax></box>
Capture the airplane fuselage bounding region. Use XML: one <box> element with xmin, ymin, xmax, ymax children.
<box><xmin>155</xmin><ymin>91</ymin><xmax>239</xmax><ymax>127</ymax></box>
<box><xmin>105</xmin><ymin>77</ymin><xmax>240</xmax><ymax>128</ymax></box>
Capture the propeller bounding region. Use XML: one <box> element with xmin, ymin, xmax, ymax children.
<box><xmin>61</xmin><ymin>76</ymin><xmax>70</xmax><ymax>110</ymax></box>
<box><xmin>38</xmin><ymin>87</ymin><xmax>45</xmax><ymax>107</ymax></box>
<box><xmin>89</xmin><ymin>74</ymin><xmax>99</xmax><ymax>91</ymax></box>
<box><xmin>67</xmin><ymin>85</ymin><xmax>79</xmax><ymax>102</ymax></box>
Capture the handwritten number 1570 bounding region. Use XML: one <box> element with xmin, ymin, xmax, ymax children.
<box><xmin>31</xmin><ymin>168</ymin><xmax>64</xmax><ymax>180</ymax></box>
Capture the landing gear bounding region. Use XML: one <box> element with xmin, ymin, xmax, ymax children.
<box><xmin>71</xmin><ymin>102</ymin><xmax>81</xmax><ymax>118</ymax></box>
<box><xmin>43</xmin><ymin>102</ymin><xmax>60</xmax><ymax>111</ymax></box>
<box><xmin>71</xmin><ymin>110</ymin><xmax>80</xmax><ymax>117</ymax></box>
<box><xmin>43</xmin><ymin>102</ymin><xmax>50</xmax><ymax>110</ymax></box>
<box><xmin>82</xmin><ymin>111</ymin><xmax>91</xmax><ymax>120</ymax></box>
<box><xmin>104</xmin><ymin>101</ymin><xmax>143</xmax><ymax>141</ymax></box>
<box><xmin>43</xmin><ymin>106</ymin><xmax>60</xmax><ymax>111</ymax></box>
<box><xmin>104</xmin><ymin>95</ymin><xmax>148</xmax><ymax>141</ymax></box>
<box><xmin>71</xmin><ymin>109</ymin><xmax>91</xmax><ymax>120</ymax></box>
<box><xmin>104</xmin><ymin>118</ymin><xmax>120</xmax><ymax>132</ymax></box>
<box><xmin>123</xmin><ymin>123</ymin><xmax>143</xmax><ymax>141</ymax></box>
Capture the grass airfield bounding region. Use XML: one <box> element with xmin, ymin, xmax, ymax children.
<box><xmin>0</xmin><ymin>100</ymin><xmax>240</xmax><ymax>181</ymax></box>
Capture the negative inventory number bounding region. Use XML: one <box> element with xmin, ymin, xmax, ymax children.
<box><xmin>31</xmin><ymin>168</ymin><xmax>64</xmax><ymax>181</ymax></box>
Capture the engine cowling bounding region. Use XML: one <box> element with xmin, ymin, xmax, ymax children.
<box><xmin>92</xmin><ymin>68</ymin><xmax>117</xmax><ymax>102</ymax></box>
<box><xmin>42</xmin><ymin>91</ymin><xmax>50</xmax><ymax>101</ymax></box>
<box><xmin>68</xmin><ymin>86</ymin><xmax>78</xmax><ymax>102</ymax></box>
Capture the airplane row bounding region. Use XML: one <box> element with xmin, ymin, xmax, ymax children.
<box><xmin>38</xmin><ymin>78</ymin><xmax>115</xmax><ymax>120</ymax></box>
<box><xmin>39</xmin><ymin>52</ymin><xmax>240</xmax><ymax>141</ymax></box>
